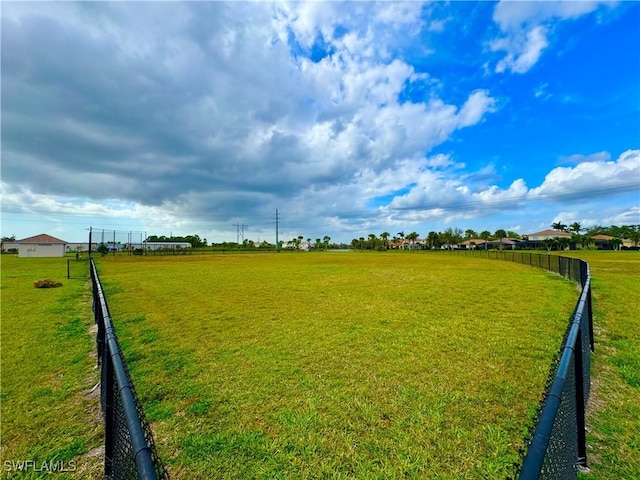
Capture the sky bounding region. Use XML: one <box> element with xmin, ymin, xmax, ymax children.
<box><xmin>2</xmin><ymin>1</ymin><xmax>639</xmax><ymax>244</ymax></box>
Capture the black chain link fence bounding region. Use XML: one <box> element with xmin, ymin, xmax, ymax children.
<box><xmin>457</xmin><ymin>250</ymin><xmax>593</xmax><ymax>479</ymax></box>
<box><xmin>91</xmin><ymin>258</ymin><xmax>169</xmax><ymax>480</ymax></box>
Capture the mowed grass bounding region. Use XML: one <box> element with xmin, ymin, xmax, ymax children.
<box><xmin>0</xmin><ymin>256</ymin><xmax>102</xmax><ymax>479</ymax></box>
<box><xmin>558</xmin><ymin>251</ymin><xmax>639</xmax><ymax>480</ymax></box>
<box><xmin>95</xmin><ymin>252</ymin><xmax>579</xmax><ymax>479</ymax></box>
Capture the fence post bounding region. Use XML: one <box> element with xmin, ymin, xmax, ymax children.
<box><xmin>587</xmin><ymin>284</ymin><xmax>594</xmax><ymax>352</ymax></box>
<box><xmin>574</xmin><ymin>330</ymin><xmax>588</xmax><ymax>468</ymax></box>
<box><xmin>103</xmin><ymin>344</ymin><xmax>115</xmax><ymax>476</ymax></box>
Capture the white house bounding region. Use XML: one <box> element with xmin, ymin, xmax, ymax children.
<box><xmin>16</xmin><ymin>233</ymin><xmax>68</xmax><ymax>258</ymax></box>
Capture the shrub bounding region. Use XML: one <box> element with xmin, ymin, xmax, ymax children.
<box><xmin>34</xmin><ymin>279</ymin><xmax>63</xmax><ymax>288</ymax></box>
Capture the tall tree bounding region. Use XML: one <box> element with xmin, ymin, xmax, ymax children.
<box><xmin>368</xmin><ymin>233</ymin><xmax>377</xmax><ymax>250</ymax></box>
<box><xmin>479</xmin><ymin>230</ymin><xmax>491</xmax><ymax>250</ymax></box>
<box><xmin>323</xmin><ymin>235</ymin><xmax>331</xmax><ymax>251</ymax></box>
<box><xmin>610</xmin><ymin>237</ymin><xmax>623</xmax><ymax>251</ymax></box>
<box><xmin>629</xmin><ymin>225</ymin><xmax>640</xmax><ymax>246</ymax></box>
<box><xmin>464</xmin><ymin>229</ymin><xmax>477</xmax><ymax>240</ymax></box>
<box><xmin>543</xmin><ymin>238</ymin><xmax>557</xmax><ymax>251</ymax></box>
<box><xmin>397</xmin><ymin>231</ymin><xmax>405</xmax><ymax>248</ymax></box>
<box><xmin>406</xmin><ymin>231</ymin><xmax>419</xmax><ymax>248</ymax></box>
<box><xmin>426</xmin><ymin>231</ymin><xmax>439</xmax><ymax>250</ymax></box>
<box><xmin>551</xmin><ymin>222</ymin><xmax>568</xmax><ymax>232</ymax></box>
<box><xmin>557</xmin><ymin>237</ymin><xmax>570</xmax><ymax>251</ymax></box>
<box><xmin>441</xmin><ymin>228</ymin><xmax>454</xmax><ymax>250</ymax></box>
<box><xmin>380</xmin><ymin>232</ymin><xmax>390</xmax><ymax>250</ymax></box>
<box><xmin>569</xmin><ymin>222</ymin><xmax>582</xmax><ymax>234</ymax></box>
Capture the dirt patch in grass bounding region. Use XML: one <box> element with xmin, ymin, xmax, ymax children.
<box><xmin>34</xmin><ymin>278</ymin><xmax>63</xmax><ymax>288</ymax></box>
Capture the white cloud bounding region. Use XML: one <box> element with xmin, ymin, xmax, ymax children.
<box><xmin>529</xmin><ymin>149</ymin><xmax>640</xmax><ymax>200</ymax></box>
<box><xmin>1</xmin><ymin>2</ymin><xmax>635</xmax><ymax>243</ymax></box>
<box><xmin>456</xmin><ymin>90</ymin><xmax>497</xmax><ymax>127</ymax></box>
<box><xmin>604</xmin><ymin>206</ymin><xmax>640</xmax><ymax>226</ymax></box>
<box><xmin>490</xmin><ymin>0</ymin><xmax>615</xmax><ymax>74</ymax></box>
<box><xmin>557</xmin><ymin>151</ymin><xmax>611</xmax><ymax>165</ymax></box>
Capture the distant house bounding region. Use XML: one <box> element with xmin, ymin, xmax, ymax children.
<box><xmin>526</xmin><ymin>229</ymin><xmax>572</xmax><ymax>241</ymax></box>
<box><xmin>16</xmin><ymin>233</ymin><xmax>67</xmax><ymax>258</ymax></box>
<box><xmin>458</xmin><ymin>239</ymin><xmax>487</xmax><ymax>250</ymax></box>
<box><xmin>590</xmin><ymin>234</ymin><xmax>634</xmax><ymax>250</ymax></box>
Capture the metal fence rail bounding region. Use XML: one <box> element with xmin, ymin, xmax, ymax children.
<box><xmin>459</xmin><ymin>250</ymin><xmax>593</xmax><ymax>479</ymax></box>
<box><xmin>90</xmin><ymin>258</ymin><xmax>168</xmax><ymax>480</ymax></box>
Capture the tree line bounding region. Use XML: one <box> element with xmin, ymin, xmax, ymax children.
<box><xmin>348</xmin><ymin>223</ymin><xmax>640</xmax><ymax>251</ymax></box>
<box><xmin>136</xmin><ymin>222</ymin><xmax>640</xmax><ymax>252</ymax></box>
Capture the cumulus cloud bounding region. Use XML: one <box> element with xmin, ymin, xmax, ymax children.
<box><xmin>1</xmin><ymin>2</ymin><xmax>636</xmax><ymax>241</ymax></box>
<box><xmin>529</xmin><ymin>149</ymin><xmax>640</xmax><ymax>201</ymax></box>
<box><xmin>381</xmin><ymin>150</ymin><xmax>639</xmax><ymax>227</ymax></box>
<box><xmin>2</xmin><ymin>1</ymin><xmax>500</xmax><ymax>238</ymax></box>
<box><xmin>490</xmin><ymin>0</ymin><xmax>616</xmax><ymax>74</ymax></box>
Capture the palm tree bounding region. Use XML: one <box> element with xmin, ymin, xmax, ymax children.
<box><xmin>380</xmin><ymin>232</ymin><xmax>390</xmax><ymax>250</ymax></box>
<box><xmin>368</xmin><ymin>233</ymin><xmax>377</xmax><ymax>250</ymax></box>
<box><xmin>323</xmin><ymin>235</ymin><xmax>331</xmax><ymax>251</ymax></box>
<box><xmin>543</xmin><ymin>238</ymin><xmax>557</xmax><ymax>251</ymax></box>
<box><xmin>610</xmin><ymin>237</ymin><xmax>623</xmax><ymax>251</ymax></box>
<box><xmin>315</xmin><ymin>238</ymin><xmax>321</xmax><ymax>250</ymax></box>
<box><xmin>551</xmin><ymin>222</ymin><xmax>568</xmax><ymax>232</ymax></box>
<box><xmin>427</xmin><ymin>231</ymin><xmax>439</xmax><ymax>250</ymax></box>
<box><xmin>406</xmin><ymin>231</ymin><xmax>419</xmax><ymax>249</ymax></box>
<box><xmin>397</xmin><ymin>231</ymin><xmax>405</xmax><ymax>249</ymax></box>
<box><xmin>557</xmin><ymin>237</ymin><xmax>570</xmax><ymax>251</ymax></box>
<box><xmin>569</xmin><ymin>222</ymin><xmax>581</xmax><ymax>234</ymax></box>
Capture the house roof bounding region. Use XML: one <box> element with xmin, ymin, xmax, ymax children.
<box><xmin>494</xmin><ymin>238</ymin><xmax>521</xmax><ymax>245</ymax></box>
<box><xmin>591</xmin><ymin>234</ymin><xmax>614</xmax><ymax>240</ymax></box>
<box><xmin>17</xmin><ymin>233</ymin><xmax>67</xmax><ymax>244</ymax></box>
<box><xmin>527</xmin><ymin>229</ymin><xmax>572</xmax><ymax>238</ymax></box>
<box><xmin>459</xmin><ymin>239</ymin><xmax>487</xmax><ymax>245</ymax></box>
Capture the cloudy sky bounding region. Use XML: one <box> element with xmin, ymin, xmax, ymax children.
<box><xmin>2</xmin><ymin>1</ymin><xmax>639</xmax><ymax>244</ymax></box>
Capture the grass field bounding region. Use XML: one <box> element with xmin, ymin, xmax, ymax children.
<box><xmin>0</xmin><ymin>256</ymin><xmax>102</xmax><ymax>479</ymax></box>
<box><xmin>559</xmin><ymin>251</ymin><xmax>640</xmax><ymax>480</ymax></box>
<box><xmin>91</xmin><ymin>252</ymin><xmax>580</xmax><ymax>479</ymax></box>
<box><xmin>2</xmin><ymin>251</ymin><xmax>636</xmax><ymax>479</ymax></box>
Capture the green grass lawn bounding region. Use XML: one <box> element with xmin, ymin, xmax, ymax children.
<box><xmin>92</xmin><ymin>251</ymin><xmax>580</xmax><ymax>479</ymax></box>
<box><xmin>0</xmin><ymin>255</ymin><xmax>102</xmax><ymax>479</ymax></box>
<box><xmin>5</xmin><ymin>251</ymin><xmax>634</xmax><ymax>479</ymax></box>
<box><xmin>559</xmin><ymin>251</ymin><xmax>640</xmax><ymax>480</ymax></box>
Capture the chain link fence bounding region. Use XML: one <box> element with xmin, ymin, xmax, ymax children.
<box><xmin>458</xmin><ymin>250</ymin><xmax>593</xmax><ymax>479</ymax></box>
<box><xmin>91</xmin><ymin>258</ymin><xmax>169</xmax><ymax>480</ymax></box>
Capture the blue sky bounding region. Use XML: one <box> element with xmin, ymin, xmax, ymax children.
<box><xmin>2</xmin><ymin>1</ymin><xmax>639</xmax><ymax>243</ymax></box>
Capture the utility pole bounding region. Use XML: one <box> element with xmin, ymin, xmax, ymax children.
<box><xmin>275</xmin><ymin>209</ymin><xmax>279</xmax><ymax>251</ymax></box>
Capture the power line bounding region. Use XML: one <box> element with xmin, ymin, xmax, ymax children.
<box><xmin>232</xmin><ymin>223</ymin><xmax>248</xmax><ymax>243</ymax></box>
